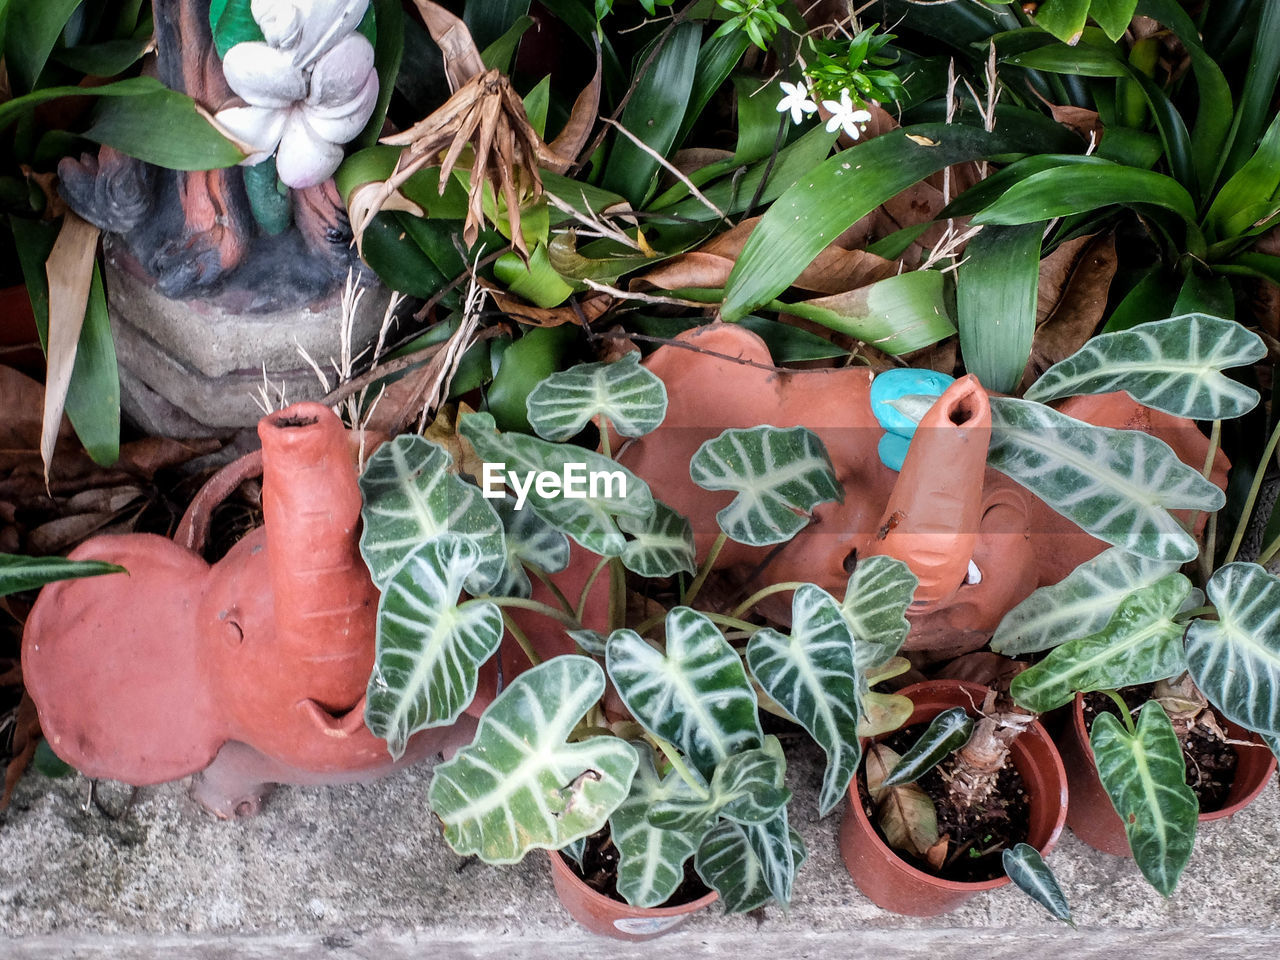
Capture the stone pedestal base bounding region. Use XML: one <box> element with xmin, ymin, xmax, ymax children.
<box><xmin>104</xmin><ymin>239</ymin><xmax>391</xmax><ymax>438</ymax></box>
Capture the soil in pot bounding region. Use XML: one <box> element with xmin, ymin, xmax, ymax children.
<box><xmin>858</xmin><ymin>723</ymin><xmax>1031</xmax><ymax>883</ymax></box>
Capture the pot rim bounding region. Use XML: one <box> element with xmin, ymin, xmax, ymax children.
<box><xmin>848</xmin><ymin>678</ymin><xmax>1068</xmax><ymax>893</ymax></box>
<box><xmin>547</xmin><ymin>847</ymin><xmax>719</xmax><ymax>916</ymax></box>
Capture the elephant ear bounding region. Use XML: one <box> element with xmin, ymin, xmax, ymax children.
<box><xmin>21</xmin><ymin>536</ymin><xmax>226</xmax><ymax>784</ymax></box>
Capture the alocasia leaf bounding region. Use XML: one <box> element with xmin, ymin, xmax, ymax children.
<box><xmin>648</xmin><ymin>736</ymin><xmax>790</xmax><ymax>832</ymax></box>
<box><xmin>525</xmin><ymin>351</ymin><xmax>668</xmax><ymax>441</ymax></box>
<box><xmin>619</xmin><ymin>499</ymin><xmax>697</xmax><ymax>577</ymax></box>
<box><xmin>488</xmin><ymin>493</ymin><xmax>569</xmax><ymax>599</ymax></box>
<box><xmin>880</xmin><ymin>707</ymin><xmax>974</xmax><ymax>788</ymax></box>
<box><xmin>1003</xmin><ymin>843</ymin><xmax>1073</xmax><ymax>924</ymax></box>
<box><xmin>840</xmin><ymin>555</ymin><xmax>918</xmax><ymax>671</ymax></box>
<box><xmin>694</xmin><ymin>813</ymin><xmax>806</xmax><ymax>913</ymax></box>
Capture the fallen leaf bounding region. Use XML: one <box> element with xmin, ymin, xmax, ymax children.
<box><xmin>1022</xmin><ymin>231</ymin><xmax>1117</xmax><ymax>388</ymax></box>
<box><xmin>866</xmin><ymin>742</ymin><xmax>941</xmax><ymax>857</ymax></box>
<box><xmin>1049</xmin><ymin>104</ymin><xmax>1103</xmax><ymax>145</ymax></box>
<box><xmin>925</xmin><ymin>835</ymin><xmax>950</xmax><ymax>870</ymax></box>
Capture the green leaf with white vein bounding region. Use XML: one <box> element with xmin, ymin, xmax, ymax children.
<box><xmin>526</xmin><ymin>352</ymin><xmax>669</xmax><ymax>441</ymax></box>
<box><xmin>1090</xmin><ymin>702</ymin><xmax>1198</xmax><ymax>896</ymax></box>
<box><xmin>1003</xmin><ymin>843</ymin><xmax>1073</xmax><ymax>925</ymax></box>
<box><xmin>428</xmin><ymin>656</ymin><xmax>639</xmax><ymax>864</ymax></box>
<box><xmin>992</xmin><ymin>548</ymin><xmax>1178</xmax><ymax>656</ymax></box>
<box><xmin>1185</xmin><ymin>562</ymin><xmax>1280</xmax><ymax>736</ymax></box>
<box><xmin>488</xmin><ymin>494</ymin><xmax>569</xmax><ymax>599</ymax></box>
<box><xmin>649</xmin><ymin>736</ymin><xmax>789</xmax><ymax>832</ymax></box>
<box><xmin>365</xmin><ymin>537</ymin><xmax>505</xmax><ymax>759</ymax></box>
<box><xmin>619</xmin><ymin>500</ymin><xmax>697</xmax><ymax>577</ymax></box>
<box><xmin>880</xmin><ymin>707</ymin><xmax>974</xmax><ymax>788</ymax></box>
<box><xmin>747</xmin><ymin>584</ymin><xmax>864</xmax><ymax>816</ymax></box>
<box><xmin>611</xmin><ymin>746</ymin><xmax>711</xmax><ymax>908</ymax></box>
<box><xmin>359</xmin><ymin>435</ymin><xmax>506</xmax><ymax>592</ymax></box>
<box><xmin>690</xmin><ymin>425</ymin><xmax>842</xmax><ymax>546</ymax></box>
<box><xmin>987</xmin><ymin>397</ymin><xmax>1224</xmax><ymax>563</ymax></box>
<box><xmin>1010</xmin><ymin>573</ymin><xmax>1193</xmax><ymax>713</ymax></box>
<box><xmin>460</xmin><ymin>412</ymin><xmax>655</xmax><ymax>557</ymax></box>
<box><xmin>695</xmin><ymin>813</ymin><xmax>806</xmax><ymax>913</ymax></box>
<box><xmin>606</xmin><ymin>606</ymin><xmax>763</xmax><ymax>778</ymax></box>
<box><xmin>1023</xmin><ymin>314</ymin><xmax>1265</xmax><ymax>419</ymax></box>
<box><xmin>840</xmin><ymin>556</ymin><xmax>918</xmax><ymax>672</ymax></box>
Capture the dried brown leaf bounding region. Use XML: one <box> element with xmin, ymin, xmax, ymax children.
<box><xmin>1050</xmin><ymin>104</ymin><xmax>1104</xmax><ymax>144</ymax></box>
<box><xmin>545</xmin><ymin>52</ymin><xmax>602</xmax><ymax>173</ymax></box>
<box><xmin>1022</xmin><ymin>231</ymin><xmax>1117</xmax><ymax>387</ymax></box>
<box><xmin>409</xmin><ymin>0</ymin><xmax>485</xmax><ymax>90</ymax></box>
<box><xmin>867</xmin><ymin>743</ymin><xmax>941</xmax><ymax>857</ymax></box>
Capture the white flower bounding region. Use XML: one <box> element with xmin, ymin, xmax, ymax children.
<box><xmin>214</xmin><ymin>0</ymin><xmax>378</xmax><ymax>189</ymax></box>
<box><xmin>821</xmin><ymin>88</ymin><xmax>873</xmax><ymax>140</ymax></box>
<box><xmin>776</xmin><ymin>80</ymin><xmax>817</xmax><ymax>124</ymax></box>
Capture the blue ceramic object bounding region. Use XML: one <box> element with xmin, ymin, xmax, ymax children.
<box><xmin>870</xmin><ymin>369</ymin><xmax>955</xmax><ymax>471</ymax></box>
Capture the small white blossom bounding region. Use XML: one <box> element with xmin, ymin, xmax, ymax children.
<box><xmin>821</xmin><ymin>88</ymin><xmax>873</xmax><ymax>140</ymax></box>
<box><xmin>776</xmin><ymin>80</ymin><xmax>818</xmax><ymax>125</ymax></box>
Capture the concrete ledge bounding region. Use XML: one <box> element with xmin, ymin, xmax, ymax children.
<box><xmin>2</xmin><ymin>741</ymin><xmax>1278</xmax><ymax>957</ymax></box>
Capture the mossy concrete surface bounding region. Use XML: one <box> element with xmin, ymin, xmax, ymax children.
<box><xmin>2</xmin><ymin>740</ymin><xmax>1278</xmax><ymax>958</ymax></box>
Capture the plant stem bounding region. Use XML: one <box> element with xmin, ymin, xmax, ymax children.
<box><xmin>1259</xmin><ymin>531</ymin><xmax>1280</xmax><ymax>568</ymax></box>
<box><xmin>1190</xmin><ymin>419</ymin><xmax>1222</xmax><ymax>567</ymax></box>
<box><xmin>576</xmin><ymin>555</ymin><xmax>612</xmax><ymax>623</ymax></box>
<box><xmin>647</xmin><ymin>734</ymin><xmax>710</xmax><ymax>799</ymax></box>
<box><xmin>608</xmin><ymin>557</ymin><xmax>626</xmax><ymax>633</ymax></box>
<box><xmin>502</xmin><ymin>613</ymin><xmax>542</xmax><ymax>667</ymax></box>
<box><xmin>699</xmin><ymin>611</ymin><xmax>763</xmax><ymax>634</ymax></box>
<box><xmin>598</xmin><ymin>415</ymin><xmax>612</xmax><ymax>461</ymax></box>
<box><xmin>1102</xmin><ymin>689</ymin><xmax>1137</xmax><ymax>735</ymax></box>
<box><xmin>1174</xmin><ymin>604</ymin><xmax>1216</xmax><ymax>623</ymax></box>
<box><xmin>528</xmin><ymin>563</ymin><xmax>575</xmax><ymax>615</ymax></box>
<box><xmin>729</xmin><ymin>581</ymin><xmax>809</xmax><ymax>620</ymax></box>
<box><xmin>1224</xmin><ymin>415</ymin><xmax>1280</xmax><ymax>566</ymax></box>
<box><xmin>682</xmin><ymin>531</ymin><xmax>728</xmax><ymax>606</ymax></box>
<box><xmin>488</xmin><ymin>596</ymin><xmax>584</xmax><ymax>631</ymax></box>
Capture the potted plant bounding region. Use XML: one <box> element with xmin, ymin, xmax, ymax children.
<box><xmin>352</xmin><ymin>347</ymin><xmax>927</xmax><ymax>937</ymax></box>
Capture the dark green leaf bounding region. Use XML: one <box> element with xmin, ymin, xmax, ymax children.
<box><xmin>0</xmin><ymin>553</ymin><xmax>125</xmax><ymax>597</ymax></box>
<box><xmin>479</xmin><ymin>15</ymin><xmax>533</xmax><ymax>72</ymax></box>
<box><xmin>33</xmin><ymin>739</ymin><xmax>75</xmax><ymax>778</ymax></box>
<box><xmin>957</xmin><ymin>223</ymin><xmax>1041</xmax><ymax>393</ymax></box>
<box><xmin>1033</xmin><ymin>0</ymin><xmax>1091</xmax><ymax>45</ymax></box>
<box><xmin>880</xmin><ymin>707</ymin><xmax>974</xmax><ymax>787</ymax></box>
<box><xmin>84</xmin><ymin>90</ymin><xmax>244</xmax><ymax>170</ymax></box>
<box><xmin>675</xmin><ymin>30</ymin><xmax>751</xmax><ymax>148</ymax></box>
<box><xmin>971</xmin><ymin>164</ymin><xmax>1197</xmax><ymax>227</ymax></box>
<box><xmin>5</xmin><ymin>0</ymin><xmax>83</xmax><ymax>93</ymax></box>
<box><xmin>1003</xmin><ymin>843</ymin><xmax>1073</xmax><ymax>924</ymax></box>
<box><xmin>487</xmin><ymin>325</ymin><xmax>577</xmax><ymax>434</ymax></box>
<box><xmin>360</xmin><ymin>0</ymin><xmax>405</xmax><ymax>147</ymax></box>
<box><xmin>783</xmin><ymin>270</ymin><xmax>956</xmax><ymax>356</ymax></box>
<box><xmin>211</xmin><ymin>0</ymin><xmax>264</xmax><ymax>59</ymax></box>
<box><xmin>1091</xmin><ymin>0</ymin><xmax>1139</xmax><ymax>41</ymax></box>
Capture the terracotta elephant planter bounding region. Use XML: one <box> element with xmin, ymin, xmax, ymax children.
<box><xmin>20</xmin><ymin>403</ymin><xmax>492</xmax><ymax>817</ymax></box>
<box><xmin>619</xmin><ymin>323</ymin><xmax>1227</xmax><ymax>658</ymax></box>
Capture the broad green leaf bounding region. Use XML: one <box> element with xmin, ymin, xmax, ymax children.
<box><xmin>494</xmin><ymin>244</ymin><xmax>574</xmax><ymax>308</ymax></box>
<box><xmin>1010</xmin><ymin>573</ymin><xmax>1193</xmax><ymax>713</ymax></box>
<box><xmin>720</xmin><ymin>124</ymin><xmax>1050</xmax><ymax>321</ymax></box>
<box><xmin>840</xmin><ymin>555</ymin><xmax>918</xmax><ymax>671</ymax></box>
<box><xmin>1090</xmin><ymin>702</ymin><xmax>1197</xmax><ymax>896</ymax></box>
<box><xmin>478</xmin><ymin>14</ymin><xmax>532</xmax><ymax>71</ymax></box>
<box><xmin>1003</xmin><ymin>843</ymin><xmax>1073</xmax><ymax>925</ymax></box>
<box><xmin>649</xmin><ymin>737</ymin><xmax>789</xmax><ymax>832</ymax></box>
<box><xmin>956</xmin><ymin>223</ymin><xmax>1042</xmax><ymax>394</ymax></box>
<box><xmin>865</xmin><ymin>743</ymin><xmax>940</xmax><ymax>858</ymax></box>
<box><xmin>880</xmin><ymin>707</ymin><xmax>974</xmax><ymax>788</ymax></box>
<box><xmin>987</xmin><ymin>396</ymin><xmax>1225</xmax><ymax>563</ymax></box>
<box><xmin>1206</xmin><ymin>108</ymin><xmax>1280</xmax><ymax>240</ymax></box>
<box><xmin>486</xmin><ymin>324</ymin><xmax>577</xmax><ymax>434</ymax></box>
<box><xmin>1033</xmin><ymin>0</ymin><xmax>1090</xmax><ymax>44</ymax></box>
<box><xmin>783</xmin><ymin>270</ymin><xmax>956</xmax><ymax>356</ymax></box>
<box><xmin>690</xmin><ymin>425</ymin><xmax>842</xmax><ymax>546</ymax></box>
<box><xmin>526</xmin><ymin>352</ymin><xmax>668</xmax><ymax>442</ymax></box>
<box><xmin>618</xmin><ymin>500</ymin><xmax>696</xmax><ymax>578</ymax></box>
<box><xmin>1217</xmin><ymin>1</ymin><xmax>1280</xmax><ymax>184</ymax></box>
<box><xmin>1185</xmin><ymin>562</ymin><xmax>1280</xmax><ymax>736</ymax></box>
<box><xmin>695</xmin><ymin>814</ymin><xmax>806</xmax><ymax>913</ymax></box>
<box><xmin>1004</xmin><ymin>43</ymin><xmax>1128</xmax><ymax>77</ymax></box>
<box><xmin>1024</xmin><ymin>314</ymin><xmax>1265</xmax><ymax>419</ymax></box>
<box><xmin>0</xmin><ymin>554</ymin><xmax>125</xmax><ymax>597</ymax></box>
<box><xmin>489</xmin><ymin>494</ymin><xmax>570</xmax><ymax>600</ymax></box>
<box><xmin>606</xmin><ymin>606</ymin><xmax>762</xmax><ymax>778</ymax></box>
<box><xmin>365</xmin><ymin>537</ymin><xmax>505</xmax><ymax>759</ymax></box>
<box><xmin>747</xmin><ymin>584</ymin><xmax>864</xmax><ymax>816</ymax></box>
<box><xmin>460</xmin><ymin>412</ymin><xmax>655</xmax><ymax>557</ymax></box>
<box><xmin>85</xmin><ymin>90</ymin><xmax>245</xmax><ymax>170</ymax></box>
<box><xmin>611</xmin><ymin>746</ymin><xmax>710</xmax><ymax>908</ymax></box>
<box><xmin>428</xmin><ymin>656</ymin><xmax>639</xmax><ymax>864</ymax></box>
<box><xmin>5</xmin><ymin>0</ymin><xmax>82</xmax><ymax>93</ymax></box>
<box><xmin>971</xmin><ymin>164</ymin><xmax>1197</xmax><ymax>227</ymax></box>
<box><xmin>211</xmin><ymin>0</ymin><xmax>265</xmax><ymax>57</ymax></box>
<box><xmin>992</xmin><ymin>547</ymin><xmax>1178</xmax><ymax>655</ymax></box>
<box><xmin>358</xmin><ymin>435</ymin><xmax>505</xmax><ymax>593</ymax></box>
<box><xmin>1091</xmin><ymin>0</ymin><xmax>1140</xmax><ymax>41</ymax></box>
<box><xmin>360</xmin><ymin>0</ymin><xmax>403</xmax><ymax>148</ymax></box>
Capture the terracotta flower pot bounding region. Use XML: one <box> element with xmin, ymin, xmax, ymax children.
<box><xmin>547</xmin><ymin>850</ymin><xmax>717</xmax><ymax>941</ymax></box>
<box><xmin>1059</xmin><ymin>693</ymin><xmax>1278</xmax><ymax>856</ymax></box>
<box><xmin>839</xmin><ymin>680</ymin><xmax>1068</xmax><ymax>916</ymax></box>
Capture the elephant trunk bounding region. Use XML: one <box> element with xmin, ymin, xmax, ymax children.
<box><xmin>259</xmin><ymin>403</ymin><xmax>377</xmax><ymax>712</ymax></box>
<box><xmin>865</xmin><ymin>375</ymin><xmax>991</xmax><ymax>605</ymax></box>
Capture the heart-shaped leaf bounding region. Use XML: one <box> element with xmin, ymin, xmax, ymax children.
<box><xmin>1023</xmin><ymin>313</ymin><xmax>1265</xmax><ymax>419</ymax></box>
<box><xmin>611</xmin><ymin>746</ymin><xmax>711</xmax><ymax>908</ymax></box>
<box><xmin>488</xmin><ymin>494</ymin><xmax>570</xmax><ymax>599</ymax></box>
<box><xmin>840</xmin><ymin>555</ymin><xmax>918</xmax><ymax>671</ymax></box>
<box><xmin>690</xmin><ymin>425</ymin><xmax>842</xmax><ymax>546</ymax></box>
<box><xmin>858</xmin><ymin>690</ymin><xmax>914</xmax><ymax>738</ymax></box>
<box><xmin>1003</xmin><ymin>843</ymin><xmax>1073</xmax><ymax>925</ymax></box>
<box><xmin>428</xmin><ymin>656</ymin><xmax>639</xmax><ymax>864</ymax></box>
<box><xmin>987</xmin><ymin>396</ymin><xmax>1225</xmax><ymax>563</ymax></box>
<box><xmin>619</xmin><ymin>499</ymin><xmax>697</xmax><ymax>577</ymax></box>
<box><xmin>1185</xmin><ymin>562</ymin><xmax>1280</xmax><ymax>736</ymax></box>
<box><xmin>880</xmin><ymin>707</ymin><xmax>975</xmax><ymax>788</ymax></box>
<box><xmin>365</xmin><ymin>536</ymin><xmax>505</xmax><ymax>759</ymax></box>
<box><xmin>747</xmin><ymin>584</ymin><xmax>864</xmax><ymax>816</ymax></box>
<box><xmin>1090</xmin><ymin>702</ymin><xmax>1198</xmax><ymax>896</ymax></box>
<box><xmin>992</xmin><ymin>547</ymin><xmax>1179</xmax><ymax>655</ymax></box>
<box><xmin>649</xmin><ymin>736</ymin><xmax>789</xmax><ymax>832</ymax></box>
<box><xmin>460</xmin><ymin>412</ymin><xmax>655</xmax><ymax>557</ymax></box>
<box><xmin>865</xmin><ymin>743</ymin><xmax>940</xmax><ymax>858</ymax></box>
<box><xmin>694</xmin><ymin>813</ymin><xmax>806</xmax><ymax>913</ymax></box>
<box><xmin>606</xmin><ymin>606</ymin><xmax>763</xmax><ymax>778</ymax></box>
<box><xmin>1010</xmin><ymin>573</ymin><xmax>1193</xmax><ymax>713</ymax></box>
<box><xmin>359</xmin><ymin>435</ymin><xmax>506</xmax><ymax>593</ymax></box>
<box><xmin>525</xmin><ymin>351</ymin><xmax>669</xmax><ymax>441</ymax></box>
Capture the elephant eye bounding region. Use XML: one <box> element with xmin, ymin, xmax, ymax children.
<box><xmin>218</xmin><ymin>609</ymin><xmax>245</xmax><ymax>646</ymax></box>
